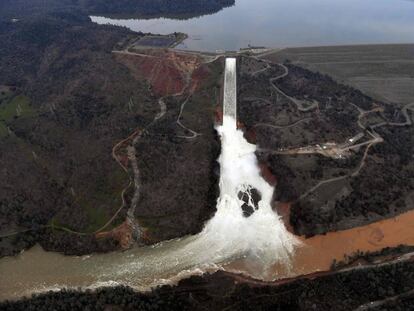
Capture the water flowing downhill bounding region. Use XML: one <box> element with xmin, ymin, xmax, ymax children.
<box><xmin>0</xmin><ymin>58</ymin><xmax>299</xmax><ymax>300</ymax></box>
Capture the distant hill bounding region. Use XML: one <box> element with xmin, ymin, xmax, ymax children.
<box><xmin>0</xmin><ymin>0</ymin><xmax>235</xmax><ymax>20</ymax></box>
<box><xmin>80</xmin><ymin>0</ymin><xmax>235</xmax><ymax>18</ymax></box>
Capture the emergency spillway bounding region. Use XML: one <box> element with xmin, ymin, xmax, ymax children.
<box><xmin>0</xmin><ymin>58</ymin><xmax>299</xmax><ymax>301</ymax></box>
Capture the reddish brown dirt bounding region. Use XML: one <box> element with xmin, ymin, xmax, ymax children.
<box><xmin>258</xmin><ymin>162</ymin><xmax>277</xmax><ymax>186</ymax></box>
<box><xmin>215</xmin><ymin>105</ymin><xmax>223</xmax><ymax>125</ymax></box>
<box><xmin>115</xmin><ymin>50</ymin><xmax>204</xmax><ymax>97</ymax></box>
<box><xmin>244</xmin><ymin>128</ymin><xmax>257</xmax><ymax>144</ymax></box>
<box><xmin>190</xmin><ymin>64</ymin><xmax>210</xmax><ymax>93</ymax></box>
<box><xmin>139</xmin><ymin>228</ymin><xmax>153</xmax><ymax>245</ymax></box>
<box><xmin>95</xmin><ymin>221</ymin><xmax>133</xmax><ymax>249</ymax></box>
<box><xmin>118</xmin><ymin>155</ymin><xmax>129</xmax><ymax>169</ymax></box>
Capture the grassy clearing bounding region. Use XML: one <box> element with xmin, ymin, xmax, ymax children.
<box><xmin>76</xmin><ymin>191</ymin><xmax>120</xmax><ymax>233</ymax></box>
<box><xmin>81</xmin><ymin>175</ymin><xmax>127</xmax><ymax>232</ymax></box>
<box><xmin>50</xmin><ymin>163</ymin><xmax>128</xmax><ymax>233</ymax></box>
<box><xmin>0</xmin><ymin>94</ymin><xmax>36</xmax><ymax>140</ymax></box>
<box><xmin>0</xmin><ymin>95</ymin><xmax>34</xmax><ymax>122</ymax></box>
<box><xmin>84</xmin><ymin>205</ymin><xmax>110</xmax><ymax>233</ymax></box>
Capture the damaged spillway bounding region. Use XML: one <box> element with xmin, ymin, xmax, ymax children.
<box><xmin>210</xmin><ymin>58</ymin><xmax>299</xmax><ymax>271</ymax></box>
<box><xmin>223</xmin><ymin>58</ymin><xmax>237</xmax><ymax>127</ymax></box>
<box><xmin>0</xmin><ymin>58</ymin><xmax>299</xmax><ymax>300</ymax></box>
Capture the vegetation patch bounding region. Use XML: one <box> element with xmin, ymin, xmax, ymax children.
<box><xmin>0</xmin><ymin>94</ymin><xmax>34</xmax><ymax>122</ymax></box>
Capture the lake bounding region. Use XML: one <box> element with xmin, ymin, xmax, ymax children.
<box><xmin>91</xmin><ymin>0</ymin><xmax>414</xmax><ymax>52</ymax></box>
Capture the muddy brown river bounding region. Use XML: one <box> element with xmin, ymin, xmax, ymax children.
<box><xmin>226</xmin><ymin>210</ymin><xmax>414</xmax><ymax>277</ymax></box>
<box><xmin>1</xmin><ymin>210</ymin><xmax>414</xmax><ymax>301</ymax></box>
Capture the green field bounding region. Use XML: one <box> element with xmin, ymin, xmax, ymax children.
<box><xmin>0</xmin><ymin>90</ymin><xmax>35</xmax><ymax>138</ymax></box>
<box><xmin>0</xmin><ymin>95</ymin><xmax>34</xmax><ymax>121</ymax></box>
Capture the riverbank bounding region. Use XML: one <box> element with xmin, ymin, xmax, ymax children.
<box><xmin>2</xmin><ymin>254</ymin><xmax>414</xmax><ymax>310</ymax></box>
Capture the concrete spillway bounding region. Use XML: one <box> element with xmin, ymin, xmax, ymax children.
<box><xmin>223</xmin><ymin>58</ymin><xmax>237</xmax><ymax>127</ymax></box>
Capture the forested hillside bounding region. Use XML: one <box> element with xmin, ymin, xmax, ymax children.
<box><xmin>0</xmin><ymin>0</ymin><xmax>235</xmax><ymax>19</ymax></box>
<box><xmin>0</xmin><ymin>1</ymin><xmax>222</xmax><ymax>257</ymax></box>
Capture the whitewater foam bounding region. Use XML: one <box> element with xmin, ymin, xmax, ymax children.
<box><xmin>202</xmin><ymin>114</ymin><xmax>300</xmax><ymax>273</ymax></box>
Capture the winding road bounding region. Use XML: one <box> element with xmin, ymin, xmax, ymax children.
<box><xmin>270</xmin><ymin>63</ymin><xmax>320</xmax><ymax>112</ymax></box>
<box><xmin>244</xmin><ymin>55</ymin><xmax>414</xmax><ymax>202</ymax></box>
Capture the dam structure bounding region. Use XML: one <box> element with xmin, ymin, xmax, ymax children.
<box><xmin>0</xmin><ymin>58</ymin><xmax>298</xmax><ymax>301</ymax></box>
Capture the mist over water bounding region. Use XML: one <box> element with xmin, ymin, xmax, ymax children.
<box><xmin>207</xmin><ymin>114</ymin><xmax>299</xmax><ymax>271</ymax></box>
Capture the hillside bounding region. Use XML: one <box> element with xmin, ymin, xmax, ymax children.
<box><xmin>0</xmin><ymin>9</ymin><xmax>221</xmax><ymax>256</ymax></box>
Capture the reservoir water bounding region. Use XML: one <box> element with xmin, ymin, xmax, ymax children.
<box><xmin>92</xmin><ymin>0</ymin><xmax>414</xmax><ymax>52</ymax></box>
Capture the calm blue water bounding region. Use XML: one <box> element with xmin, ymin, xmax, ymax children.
<box><xmin>92</xmin><ymin>0</ymin><xmax>414</xmax><ymax>51</ymax></box>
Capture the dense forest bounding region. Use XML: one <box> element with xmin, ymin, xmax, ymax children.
<box><xmin>80</xmin><ymin>0</ymin><xmax>235</xmax><ymax>17</ymax></box>
<box><xmin>0</xmin><ymin>0</ymin><xmax>235</xmax><ymax>20</ymax></box>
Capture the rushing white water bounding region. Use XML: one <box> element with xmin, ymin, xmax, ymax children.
<box><xmin>199</xmin><ymin>59</ymin><xmax>298</xmax><ymax>272</ymax></box>
<box><xmin>0</xmin><ymin>58</ymin><xmax>299</xmax><ymax>300</ymax></box>
<box><xmin>111</xmin><ymin>58</ymin><xmax>298</xmax><ymax>278</ymax></box>
<box><xmin>223</xmin><ymin>58</ymin><xmax>237</xmax><ymax>127</ymax></box>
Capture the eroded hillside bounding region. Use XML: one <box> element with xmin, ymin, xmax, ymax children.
<box><xmin>0</xmin><ymin>14</ymin><xmax>222</xmax><ymax>256</ymax></box>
